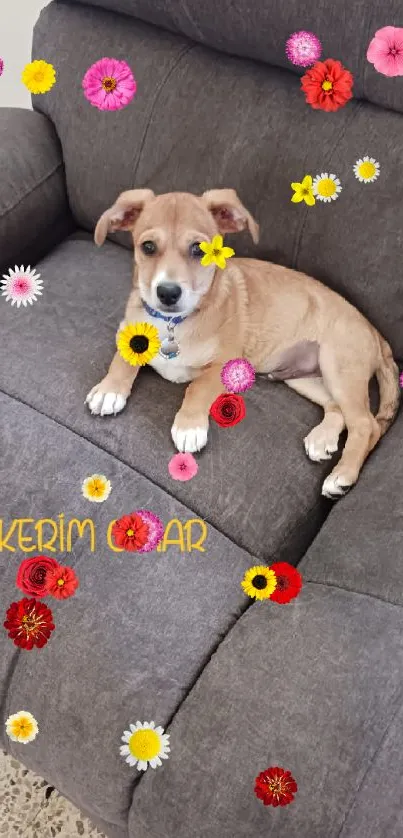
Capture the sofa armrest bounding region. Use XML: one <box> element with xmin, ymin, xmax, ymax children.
<box><xmin>0</xmin><ymin>108</ymin><xmax>74</xmax><ymax>274</ymax></box>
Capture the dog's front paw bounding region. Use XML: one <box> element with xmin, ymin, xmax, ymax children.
<box><xmin>171</xmin><ymin>410</ymin><xmax>209</xmax><ymax>453</ymax></box>
<box><xmin>86</xmin><ymin>383</ymin><xmax>128</xmax><ymax>416</ymax></box>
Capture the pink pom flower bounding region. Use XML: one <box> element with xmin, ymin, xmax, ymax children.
<box><xmin>399</xmin><ymin>371</ymin><xmax>403</xmax><ymax>388</ymax></box>
<box><xmin>82</xmin><ymin>57</ymin><xmax>137</xmax><ymax>111</ymax></box>
<box><xmin>221</xmin><ymin>358</ymin><xmax>255</xmax><ymax>393</ymax></box>
<box><xmin>285</xmin><ymin>31</ymin><xmax>322</xmax><ymax>67</ymax></box>
<box><xmin>0</xmin><ymin>59</ymin><xmax>4</xmax><ymax>77</ymax></box>
<box><xmin>367</xmin><ymin>26</ymin><xmax>403</xmax><ymax>77</ymax></box>
<box><xmin>168</xmin><ymin>453</ymin><xmax>198</xmax><ymax>482</ymax></box>
<box><xmin>136</xmin><ymin>510</ymin><xmax>164</xmax><ymax>553</ymax></box>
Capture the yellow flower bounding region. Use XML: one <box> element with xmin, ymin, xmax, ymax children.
<box><xmin>6</xmin><ymin>711</ymin><xmax>39</xmax><ymax>743</ymax></box>
<box><xmin>120</xmin><ymin>721</ymin><xmax>170</xmax><ymax>770</ymax></box>
<box><xmin>82</xmin><ymin>474</ymin><xmax>111</xmax><ymax>503</ymax></box>
<box><xmin>116</xmin><ymin>322</ymin><xmax>161</xmax><ymax>366</ymax></box>
<box><xmin>241</xmin><ymin>565</ymin><xmax>277</xmax><ymax>601</ymax></box>
<box><xmin>290</xmin><ymin>175</ymin><xmax>316</xmax><ymax>206</ymax></box>
<box><xmin>353</xmin><ymin>157</ymin><xmax>380</xmax><ymax>183</ymax></box>
<box><xmin>199</xmin><ymin>235</ymin><xmax>235</xmax><ymax>270</ymax></box>
<box><xmin>22</xmin><ymin>60</ymin><xmax>56</xmax><ymax>94</ymax></box>
<box><xmin>312</xmin><ymin>173</ymin><xmax>342</xmax><ymax>202</ymax></box>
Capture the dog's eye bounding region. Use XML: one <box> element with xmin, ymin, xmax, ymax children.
<box><xmin>141</xmin><ymin>240</ymin><xmax>157</xmax><ymax>255</ymax></box>
<box><xmin>189</xmin><ymin>242</ymin><xmax>204</xmax><ymax>259</ymax></box>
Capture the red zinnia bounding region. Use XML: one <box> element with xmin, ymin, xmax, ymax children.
<box><xmin>269</xmin><ymin>562</ymin><xmax>302</xmax><ymax>604</ymax></box>
<box><xmin>111</xmin><ymin>512</ymin><xmax>149</xmax><ymax>551</ymax></box>
<box><xmin>45</xmin><ymin>565</ymin><xmax>79</xmax><ymax>600</ymax></box>
<box><xmin>254</xmin><ymin>766</ymin><xmax>298</xmax><ymax>807</ymax></box>
<box><xmin>209</xmin><ymin>393</ymin><xmax>246</xmax><ymax>428</ymax></box>
<box><xmin>16</xmin><ymin>555</ymin><xmax>59</xmax><ymax>598</ymax></box>
<box><xmin>301</xmin><ymin>58</ymin><xmax>353</xmax><ymax>112</ymax></box>
<box><xmin>4</xmin><ymin>598</ymin><xmax>55</xmax><ymax>650</ymax></box>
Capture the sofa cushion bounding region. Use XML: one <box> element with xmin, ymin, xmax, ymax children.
<box><xmin>33</xmin><ymin>3</ymin><xmax>403</xmax><ymax>358</ymax></box>
<box><xmin>67</xmin><ymin>0</ymin><xmax>403</xmax><ymax>114</ymax></box>
<box><xmin>129</xmin><ymin>584</ymin><xmax>403</xmax><ymax>838</ymax></box>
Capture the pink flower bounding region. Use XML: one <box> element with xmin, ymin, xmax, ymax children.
<box><xmin>399</xmin><ymin>371</ymin><xmax>403</xmax><ymax>388</ymax></box>
<box><xmin>136</xmin><ymin>510</ymin><xmax>164</xmax><ymax>552</ymax></box>
<box><xmin>168</xmin><ymin>453</ymin><xmax>198</xmax><ymax>482</ymax></box>
<box><xmin>82</xmin><ymin>57</ymin><xmax>137</xmax><ymax>111</ymax></box>
<box><xmin>367</xmin><ymin>27</ymin><xmax>403</xmax><ymax>77</ymax></box>
<box><xmin>0</xmin><ymin>59</ymin><xmax>4</xmax><ymax>77</ymax></box>
<box><xmin>285</xmin><ymin>31</ymin><xmax>322</xmax><ymax>67</ymax></box>
<box><xmin>221</xmin><ymin>358</ymin><xmax>255</xmax><ymax>393</ymax></box>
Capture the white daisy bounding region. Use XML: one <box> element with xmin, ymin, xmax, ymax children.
<box><xmin>353</xmin><ymin>156</ymin><xmax>380</xmax><ymax>183</ymax></box>
<box><xmin>120</xmin><ymin>720</ymin><xmax>170</xmax><ymax>771</ymax></box>
<box><xmin>6</xmin><ymin>711</ymin><xmax>39</xmax><ymax>743</ymax></box>
<box><xmin>312</xmin><ymin>173</ymin><xmax>342</xmax><ymax>202</ymax></box>
<box><xmin>81</xmin><ymin>474</ymin><xmax>112</xmax><ymax>503</ymax></box>
<box><xmin>1</xmin><ymin>265</ymin><xmax>43</xmax><ymax>307</ymax></box>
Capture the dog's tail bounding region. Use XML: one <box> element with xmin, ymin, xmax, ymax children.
<box><xmin>375</xmin><ymin>336</ymin><xmax>401</xmax><ymax>437</ymax></box>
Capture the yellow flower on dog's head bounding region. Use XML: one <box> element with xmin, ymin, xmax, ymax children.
<box><xmin>22</xmin><ymin>60</ymin><xmax>56</xmax><ymax>94</ymax></box>
<box><xmin>241</xmin><ymin>565</ymin><xmax>277</xmax><ymax>601</ymax></box>
<box><xmin>116</xmin><ymin>322</ymin><xmax>160</xmax><ymax>366</ymax></box>
<box><xmin>199</xmin><ymin>235</ymin><xmax>235</xmax><ymax>270</ymax></box>
<box><xmin>6</xmin><ymin>711</ymin><xmax>39</xmax><ymax>744</ymax></box>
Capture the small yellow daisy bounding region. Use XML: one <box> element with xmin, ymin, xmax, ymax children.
<box><xmin>353</xmin><ymin>157</ymin><xmax>380</xmax><ymax>183</ymax></box>
<box><xmin>290</xmin><ymin>175</ymin><xmax>316</xmax><ymax>206</ymax></box>
<box><xmin>22</xmin><ymin>60</ymin><xmax>56</xmax><ymax>94</ymax></box>
<box><xmin>312</xmin><ymin>173</ymin><xmax>342</xmax><ymax>203</ymax></box>
<box><xmin>241</xmin><ymin>565</ymin><xmax>277</xmax><ymax>601</ymax></box>
<box><xmin>199</xmin><ymin>235</ymin><xmax>235</xmax><ymax>270</ymax></box>
<box><xmin>6</xmin><ymin>711</ymin><xmax>39</xmax><ymax>744</ymax></box>
<box><xmin>81</xmin><ymin>474</ymin><xmax>112</xmax><ymax>503</ymax></box>
<box><xmin>120</xmin><ymin>721</ymin><xmax>170</xmax><ymax>770</ymax></box>
<box><xmin>117</xmin><ymin>322</ymin><xmax>160</xmax><ymax>366</ymax></box>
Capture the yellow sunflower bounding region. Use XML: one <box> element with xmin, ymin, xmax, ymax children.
<box><xmin>22</xmin><ymin>60</ymin><xmax>56</xmax><ymax>94</ymax></box>
<box><xmin>116</xmin><ymin>322</ymin><xmax>161</xmax><ymax>366</ymax></box>
<box><xmin>241</xmin><ymin>565</ymin><xmax>277</xmax><ymax>601</ymax></box>
<box><xmin>81</xmin><ymin>474</ymin><xmax>112</xmax><ymax>503</ymax></box>
<box><xmin>199</xmin><ymin>235</ymin><xmax>235</xmax><ymax>270</ymax></box>
<box><xmin>6</xmin><ymin>711</ymin><xmax>39</xmax><ymax>743</ymax></box>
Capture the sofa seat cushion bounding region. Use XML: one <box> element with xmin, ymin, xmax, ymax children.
<box><xmin>0</xmin><ymin>233</ymin><xmax>331</xmax><ymax>560</ymax></box>
<box><xmin>129</xmin><ymin>583</ymin><xmax>403</xmax><ymax>838</ymax></box>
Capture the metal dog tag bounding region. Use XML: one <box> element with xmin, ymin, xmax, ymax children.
<box><xmin>159</xmin><ymin>321</ymin><xmax>180</xmax><ymax>359</ymax></box>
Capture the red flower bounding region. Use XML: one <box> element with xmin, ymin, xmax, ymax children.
<box><xmin>254</xmin><ymin>766</ymin><xmax>298</xmax><ymax>807</ymax></box>
<box><xmin>4</xmin><ymin>598</ymin><xmax>55</xmax><ymax>650</ymax></box>
<box><xmin>209</xmin><ymin>393</ymin><xmax>246</xmax><ymax>428</ymax></box>
<box><xmin>45</xmin><ymin>565</ymin><xmax>79</xmax><ymax>599</ymax></box>
<box><xmin>16</xmin><ymin>555</ymin><xmax>59</xmax><ymax>598</ymax></box>
<box><xmin>111</xmin><ymin>512</ymin><xmax>149</xmax><ymax>551</ymax></box>
<box><xmin>269</xmin><ymin>562</ymin><xmax>302</xmax><ymax>604</ymax></box>
<box><xmin>301</xmin><ymin>58</ymin><xmax>353</xmax><ymax>112</ymax></box>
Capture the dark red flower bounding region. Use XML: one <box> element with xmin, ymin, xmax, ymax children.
<box><xmin>4</xmin><ymin>598</ymin><xmax>55</xmax><ymax>650</ymax></box>
<box><xmin>269</xmin><ymin>562</ymin><xmax>302</xmax><ymax>604</ymax></box>
<box><xmin>45</xmin><ymin>565</ymin><xmax>79</xmax><ymax>600</ymax></box>
<box><xmin>301</xmin><ymin>58</ymin><xmax>353</xmax><ymax>112</ymax></box>
<box><xmin>209</xmin><ymin>393</ymin><xmax>246</xmax><ymax>428</ymax></box>
<box><xmin>111</xmin><ymin>512</ymin><xmax>149</xmax><ymax>551</ymax></box>
<box><xmin>16</xmin><ymin>555</ymin><xmax>59</xmax><ymax>598</ymax></box>
<box><xmin>254</xmin><ymin>766</ymin><xmax>298</xmax><ymax>807</ymax></box>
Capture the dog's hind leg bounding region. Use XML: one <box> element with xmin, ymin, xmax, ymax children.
<box><xmin>285</xmin><ymin>377</ymin><xmax>345</xmax><ymax>462</ymax></box>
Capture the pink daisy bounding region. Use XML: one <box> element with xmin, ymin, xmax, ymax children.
<box><xmin>221</xmin><ymin>358</ymin><xmax>255</xmax><ymax>393</ymax></box>
<box><xmin>285</xmin><ymin>31</ymin><xmax>322</xmax><ymax>67</ymax></box>
<box><xmin>0</xmin><ymin>59</ymin><xmax>4</xmax><ymax>77</ymax></box>
<box><xmin>136</xmin><ymin>510</ymin><xmax>164</xmax><ymax>553</ymax></box>
<box><xmin>82</xmin><ymin>57</ymin><xmax>137</xmax><ymax>111</ymax></box>
<box><xmin>1</xmin><ymin>265</ymin><xmax>43</xmax><ymax>307</ymax></box>
<box><xmin>168</xmin><ymin>453</ymin><xmax>198</xmax><ymax>482</ymax></box>
<box><xmin>367</xmin><ymin>26</ymin><xmax>403</xmax><ymax>77</ymax></box>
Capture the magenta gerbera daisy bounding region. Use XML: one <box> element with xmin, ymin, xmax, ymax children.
<box><xmin>1</xmin><ymin>265</ymin><xmax>43</xmax><ymax>307</ymax></box>
<box><xmin>136</xmin><ymin>510</ymin><xmax>164</xmax><ymax>552</ymax></box>
<box><xmin>221</xmin><ymin>358</ymin><xmax>255</xmax><ymax>393</ymax></box>
<box><xmin>285</xmin><ymin>31</ymin><xmax>322</xmax><ymax>67</ymax></box>
<box><xmin>82</xmin><ymin>57</ymin><xmax>137</xmax><ymax>111</ymax></box>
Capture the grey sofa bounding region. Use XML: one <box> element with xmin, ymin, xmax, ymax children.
<box><xmin>1</xmin><ymin>1</ymin><xmax>403</xmax><ymax>835</ymax></box>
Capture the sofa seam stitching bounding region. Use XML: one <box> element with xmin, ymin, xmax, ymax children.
<box><xmin>0</xmin><ymin>163</ymin><xmax>64</xmax><ymax>221</ymax></box>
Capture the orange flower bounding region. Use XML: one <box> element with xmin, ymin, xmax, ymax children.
<box><xmin>111</xmin><ymin>512</ymin><xmax>149</xmax><ymax>551</ymax></box>
<box><xmin>45</xmin><ymin>565</ymin><xmax>79</xmax><ymax>600</ymax></box>
<box><xmin>301</xmin><ymin>58</ymin><xmax>353</xmax><ymax>112</ymax></box>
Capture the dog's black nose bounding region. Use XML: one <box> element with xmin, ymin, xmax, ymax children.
<box><xmin>156</xmin><ymin>282</ymin><xmax>182</xmax><ymax>306</ymax></box>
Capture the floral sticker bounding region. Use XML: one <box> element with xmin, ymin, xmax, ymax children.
<box><xmin>1</xmin><ymin>266</ymin><xmax>43</xmax><ymax>307</ymax></box>
<box><xmin>120</xmin><ymin>721</ymin><xmax>170</xmax><ymax>770</ymax></box>
<box><xmin>6</xmin><ymin>711</ymin><xmax>39</xmax><ymax>743</ymax></box>
<box><xmin>199</xmin><ymin>235</ymin><xmax>235</xmax><ymax>270</ymax></box>
<box><xmin>82</xmin><ymin>58</ymin><xmax>136</xmax><ymax>111</ymax></box>
<box><xmin>22</xmin><ymin>60</ymin><xmax>56</xmax><ymax>94</ymax></box>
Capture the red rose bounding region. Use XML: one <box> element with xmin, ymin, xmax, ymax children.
<box><xmin>4</xmin><ymin>597</ymin><xmax>55</xmax><ymax>650</ymax></box>
<box><xmin>111</xmin><ymin>512</ymin><xmax>149</xmax><ymax>551</ymax></box>
<box><xmin>45</xmin><ymin>565</ymin><xmax>79</xmax><ymax>600</ymax></box>
<box><xmin>269</xmin><ymin>562</ymin><xmax>303</xmax><ymax>604</ymax></box>
<box><xmin>301</xmin><ymin>58</ymin><xmax>353</xmax><ymax>112</ymax></box>
<box><xmin>254</xmin><ymin>766</ymin><xmax>298</xmax><ymax>807</ymax></box>
<box><xmin>16</xmin><ymin>555</ymin><xmax>59</xmax><ymax>598</ymax></box>
<box><xmin>209</xmin><ymin>393</ymin><xmax>246</xmax><ymax>428</ymax></box>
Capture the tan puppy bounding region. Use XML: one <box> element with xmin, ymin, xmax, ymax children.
<box><xmin>86</xmin><ymin>188</ymin><xmax>400</xmax><ymax>499</ymax></box>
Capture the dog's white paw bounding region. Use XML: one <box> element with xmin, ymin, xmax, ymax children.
<box><xmin>86</xmin><ymin>387</ymin><xmax>127</xmax><ymax>416</ymax></box>
<box><xmin>171</xmin><ymin>415</ymin><xmax>208</xmax><ymax>453</ymax></box>
<box><xmin>322</xmin><ymin>471</ymin><xmax>353</xmax><ymax>499</ymax></box>
<box><xmin>304</xmin><ymin>424</ymin><xmax>340</xmax><ymax>462</ymax></box>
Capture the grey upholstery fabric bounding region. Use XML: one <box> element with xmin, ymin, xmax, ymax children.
<box><xmin>0</xmin><ymin>108</ymin><xmax>74</xmax><ymax>274</ymax></box>
<box><xmin>68</xmin><ymin>0</ymin><xmax>403</xmax><ymax>113</ymax></box>
<box><xmin>33</xmin><ymin>3</ymin><xmax>403</xmax><ymax>359</ymax></box>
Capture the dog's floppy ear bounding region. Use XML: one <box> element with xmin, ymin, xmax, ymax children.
<box><xmin>201</xmin><ymin>188</ymin><xmax>259</xmax><ymax>244</ymax></box>
<box><xmin>94</xmin><ymin>189</ymin><xmax>155</xmax><ymax>246</ymax></box>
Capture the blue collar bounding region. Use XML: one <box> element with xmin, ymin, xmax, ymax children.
<box><xmin>142</xmin><ymin>299</ymin><xmax>187</xmax><ymax>325</ymax></box>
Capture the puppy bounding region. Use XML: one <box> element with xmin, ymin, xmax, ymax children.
<box><xmin>86</xmin><ymin>188</ymin><xmax>400</xmax><ymax>499</ymax></box>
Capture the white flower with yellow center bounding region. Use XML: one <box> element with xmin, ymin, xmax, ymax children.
<box><xmin>81</xmin><ymin>474</ymin><xmax>111</xmax><ymax>502</ymax></box>
<box><xmin>312</xmin><ymin>173</ymin><xmax>342</xmax><ymax>202</ymax></box>
<box><xmin>120</xmin><ymin>721</ymin><xmax>170</xmax><ymax>771</ymax></box>
<box><xmin>353</xmin><ymin>157</ymin><xmax>380</xmax><ymax>183</ymax></box>
<box><xmin>6</xmin><ymin>711</ymin><xmax>39</xmax><ymax>743</ymax></box>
